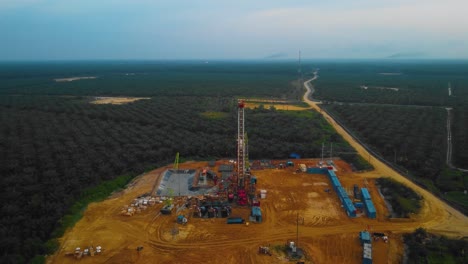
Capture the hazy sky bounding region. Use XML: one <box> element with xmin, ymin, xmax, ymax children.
<box><xmin>1</xmin><ymin>0</ymin><xmax>467</xmax><ymax>60</ymax></box>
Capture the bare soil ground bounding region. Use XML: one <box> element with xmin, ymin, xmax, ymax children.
<box><xmin>90</xmin><ymin>97</ymin><xmax>151</xmax><ymax>105</ymax></box>
<box><xmin>54</xmin><ymin>76</ymin><xmax>97</xmax><ymax>82</ymax></box>
<box><xmin>48</xmin><ymin>159</ymin><xmax>413</xmax><ymax>264</ymax></box>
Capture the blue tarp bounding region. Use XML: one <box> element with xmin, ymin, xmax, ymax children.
<box><xmin>361</xmin><ymin>188</ymin><xmax>371</xmax><ymax>200</ymax></box>
<box><xmin>289</xmin><ymin>153</ymin><xmax>301</xmax><ymax>159</ymax></box>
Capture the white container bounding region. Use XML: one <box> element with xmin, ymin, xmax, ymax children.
<box><xmin>260</xmin><ymin>190</ymin><xmax>267</xmax><ymax>199</ymax></box>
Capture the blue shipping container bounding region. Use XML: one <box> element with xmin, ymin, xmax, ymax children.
<box><xmin>331</xmin><ymin>177</ymin><xmax>341</xmax><ymax>188</ymax></box>
<box><xmin>361</xmin><ymin>188</ymin><xmax>371</xmax><ymax>200</ymax></box>
<box><xmin>355</xmin><ymin>202</ymin><xmax>364</xmax><ymax>208</ymax></box>
<box><xmin>337</xmin><ymin>187</ymin><xmax>348</xmax><ymax>201</ymax></box>
<box><xmin>359</xmin><ymin>231</ymin><xmax>371</xmax><ymax>244</ymax></box>
<box><xmin>306</xmin><ymin>167</ymin><xmax>326</xmax><ymax>174</ymax></box>
<box><xmin>343</xmin><ymin>197</ymin><xmax>357</xmax><ymax>217</ymax></box>
<box><xmin>364</xmin><ymin>199</ymin><xmax>377</xmax><ymax>219</ymax></box>
<box><xmin>227</xmin><ymin>217</ymin><xmax>245</xmax><ymax>224</ymax></box>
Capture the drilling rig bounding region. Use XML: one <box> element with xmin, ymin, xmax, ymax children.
<box><xmin>235</xmin><ymin>100</ymin><xmax>250</xmax><ymax>206</ymax></box>
<box><xmin>237</xmin><ymin>99</ymin><xmax>246</xmax><ymax>188</ymax></box>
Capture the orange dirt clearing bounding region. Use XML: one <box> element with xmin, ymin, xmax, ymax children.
<box><xmin>90</xmin><ymin>97</ymin><xmax>151</xmax><ymax>105</ymax></box>
<box><xmin>54</xmin><ymin>76</ymin><xmax>97</xmax><ymax>82</ymax></box>
<box><xmin>244</xmin><ymin>102</ymin><xmax>311</xmax><ymax>111</ymax></box>
<box><xmin>48</xmin><ymin>159</ymin><xmax>420</xmax><ymax>264</ymax></box>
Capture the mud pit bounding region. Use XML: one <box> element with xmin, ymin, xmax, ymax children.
<box><xmin>49</xmin><ymin>159</ymin><xmax>430</xmax><ymax>264</ymax></box>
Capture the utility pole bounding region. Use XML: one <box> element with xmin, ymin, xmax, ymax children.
<box><xmin>321</xmin><ymin>142</ymin><xmax>325</xmax><ymax>162</ymax></box>
<box><xmin>296</xmin><ymin>212</ymin><xmax>299</xmax><ymax>249</ymax></box>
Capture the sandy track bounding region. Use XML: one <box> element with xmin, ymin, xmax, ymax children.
<box><xmin>303</xmin><ymin>74</ymin><xmax>468</xmax><ymax>237</ymax></box>
<box><xmin>90</xmin><ymin>97</ymin><xmax>150</xmax><ymax>105</ymax></box>
<box><xmin>244</xmin><ymin>102</ymin><xmax>311</xmax><ymax>111</ymax></box>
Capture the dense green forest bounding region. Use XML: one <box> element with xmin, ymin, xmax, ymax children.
<box><xmin>313</xmin><ymin>60</ymin><xmax>468</xmax><ymax>106</ymax></box>
<box><xmin>0</xmin><ymin>94</ymin><xmax>358</xmax><ymax>263</ymax></box>
<box><xmin>323</xmin><ymin>104</ymin><xmax>446</xmax><ymax>176</ymax></box>
<box><xmin>0</xmin><ymin>61</ymin><xmax>307</xmax><ymax>99</ymax></box>
<box><xmin>404</xmin><ymin>228</ymin><xmax>468</xmax><ymax>264</ymax></box>
<box><xmin>453</xmin><ymin>106</ymin><xmax>468</xmax><ymax>168</ymax></box>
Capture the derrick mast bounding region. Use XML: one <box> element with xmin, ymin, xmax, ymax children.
<box><xmin>237</xmin><ymin>100</ymin><xmax>246</xmax><ymax>188</ymax></box>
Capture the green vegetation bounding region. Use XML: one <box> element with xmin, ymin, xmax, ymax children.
<box><xmin>200</xmin><ymin>111</ymin><xmax>229</xmax><ymax>119</ymax></box>
<box><xmin>313</xmin><ymin>61</ymin><xmax>468</xmax><ymax>106</ymax></box>
<box><xmin>323</xmin><ymin>104</ymin><xmax>446</xmax><ymax>175</ymax></box>
<box><xmin>404</xmin><ymin>228</ymin><xmax>468</xmax><ymax>264</ymax></box>
<box><xmin>0</xmin><ymin>92</ymin><xmax>357</xmax><ymax>262</ymax></box>
<box><xmin>453</xmin><ymin>106</ymin><xmax>468</xmax><ymax>169</ymax></box>
<box><xmin>437</xmin><ymin>168</ymin><xmax>466</xmax><ymax>193</ymax></box>
<box><xmin>0</xmin><ymin>61</ymin><xmax>302</xmax><ymax>99</ymax></box>
<box><xmin>376</xmin><ymin>177</ymin><xmax>422</xmax><ymax>217</ymax></box>
<box><xmin>324</xmin><ymin>102</ymin><xmax>468</xmax><ymax>213</ymax></box>
<box><xmin>51</xmin><ymin>174</ymin><xmax>134</xmax><ymax>238</ymax></box>
<box><xmin>445</xmin><ymin>192</ymin><xmax>468</xmax><ymax>209</ymax></box>
<box><xmin>270</xmin><ymin>244</ymin><xmax>288</xmax><ymax>254</ymax></box>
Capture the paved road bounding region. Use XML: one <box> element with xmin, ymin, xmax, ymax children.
<box><xmin>303</xmin><ymin>73</ymin><xmax>468</xmax><ymax>238</ymax></box>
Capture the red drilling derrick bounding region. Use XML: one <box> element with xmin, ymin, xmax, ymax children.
<box><xmin>237</xmin><ymin>99</ymin><xmax>245</xmax><ymax>189</ymax></box>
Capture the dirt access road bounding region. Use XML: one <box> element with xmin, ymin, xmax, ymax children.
<box><xmin>303</xmin><ymin>73</ymin><xmax>468</xmax><ymax>237</ymax></box>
